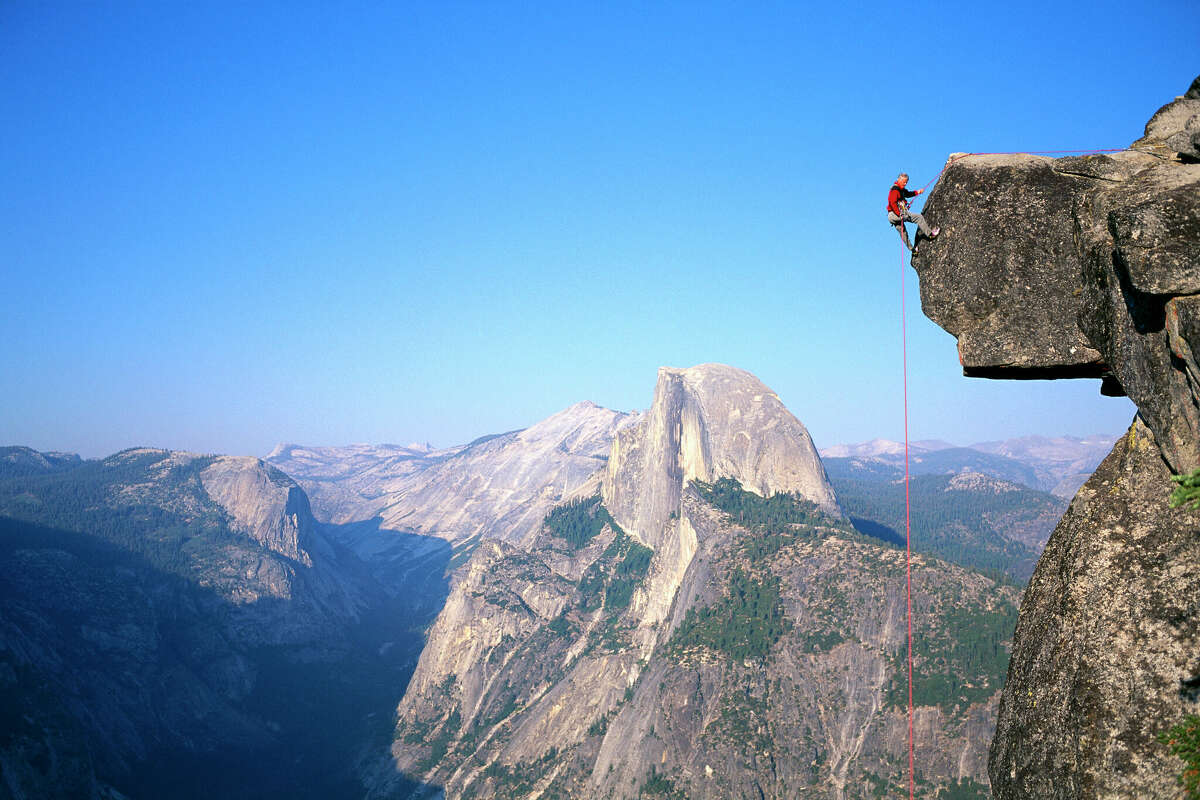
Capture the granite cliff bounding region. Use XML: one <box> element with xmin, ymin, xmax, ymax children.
<box><xmin>604</xmin><ymin>364</ymin><xmax>840</xmax><ymax>552</ymax></box>
<box><xmin>912</xmin><ymin>76</ymin><xmax>1200</xmax><ymax>798</ymax></box>
<box><xmin>375</xmin><ymin>365</ymin><xmax>1015</xmax><ymax>799</ymax></box>
<box><xmin>379</xmin><ymin>402</ymin><xmax>639</xmax><ymax>551</ymax></box>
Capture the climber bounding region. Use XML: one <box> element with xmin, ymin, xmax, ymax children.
<box><xmin>887</xmin><ymin>173</ymin><xmax>940</xmax><ymax>253</ymax></box>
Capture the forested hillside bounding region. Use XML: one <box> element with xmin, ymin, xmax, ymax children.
<box><xmin>824</xmin><ymin>458</ymin><xmax>1067</xmax><ymax>582</ymax></box>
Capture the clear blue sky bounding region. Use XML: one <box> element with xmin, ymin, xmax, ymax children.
<box><xmin>3</xmin><ymin>1</ymin><xmax>1194</xmax><ymax>458</ymax></box>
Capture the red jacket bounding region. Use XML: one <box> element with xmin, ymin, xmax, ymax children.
<box><xmin>887</xmin><ymin>183</ymin><xmax>917</xmax><ymax>215</ymax></box>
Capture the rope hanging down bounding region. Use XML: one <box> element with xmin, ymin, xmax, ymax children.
<box><xmin>900</xmin><ymin>242</ymin><xmax>915</xmax><ymax>800</ymax></box>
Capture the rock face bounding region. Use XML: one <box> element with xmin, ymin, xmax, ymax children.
<box><xmin>912</xmin><ymin>76</ymin><xmax>1200</xmax><ymax>798</ymax></box>
<box><xmin>604</xmin><ymin>364</ymin><xmax>840</xmax><ymax>552</ymax></box>
<box><xmin>269</xmin><ymin>403</ymin><xmax>640</xmax><ymax>551</ymax></box>
<box><xmin>273</xmin><ymin>368</ymin><xmax>828</xmax><ymax>559</ymax></box>
<box><xmin>1141</xmin><ymin>75</ymin><xmax>1200</xmax><ymax>162</ymax></box>
<box><xmin>266</xmin><ymin>442</ymin><xmax>456</xmax><ymax>524</ymax></box>
<box><xmin>990</xmin><ymin>419</ymin><xmax>1200</xmax><ymax>799</ymax></box>
<box><xmin>200</xmin><ymin>456</ymin><xmax>325</xmax><ymax>566</ymax></box>
<box><xmin>380</xmin><ymin>402</ymin><xmax>639</xmax><ymax>549</ymax></box>
<box><xmin>917</xmin><ymin>152</ymin><xmax>1110</xmax><ymax>378</ymax></box>
<box><xmin>376</xmin><ymin>366</ymin><xmax>1014</xmax><ymax>799</ymax></box>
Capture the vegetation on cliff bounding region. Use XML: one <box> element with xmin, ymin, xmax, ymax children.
<box><xmin>666</xmin><ymin>478</ymin><xmax>839</xmax><ymax>661</ymax></box>
<box><xmin>692</xmin><ymin>476</ymin><xmax>827</xmax><ymax>531</ymax></box>
<box><xmin>683</xmin><ymin>476</ymin><xmax>1021</xmax><ymax>716</ymax></box>
<box><xmin>578</xmin><ymin>527</ymin><xmax>653</xmax><ymax>613</ymax></box>
<box><xmin>885</xmin><ymin>602</ymin><xmax>1019</xmax><ymax>711</ymax></box>
<box><xmin>1159</xmin><ymin>715</ymin><xmax>1200</xmax><ymax>800</ymax></box>
<box><xmin>668</xmin><ymin>567</ymin><xmax>789</xmax><ymax>660</ymax></box>
<box><xmin>1169</xmin><ymin>468</ymin><xmax>1200</xmax><ymax>510</ymax></box>
<box><xmin>544</xmin><ymin>494</ymin><xmax>619</xmax><ymax>551</ymax></box>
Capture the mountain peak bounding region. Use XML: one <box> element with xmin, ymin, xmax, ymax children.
<box><xmin>658</xmin><ymin>362</ymin><xmax>777</xmax><ymax>395</ymax></box>
<box><xmin>266</xmin><ymin>442</ymin><xmax>295</xmax><ymax>459</ymax></box>
<box><xmin>603</xmin><ymin>363</ymin><xmax>839</xmax><ymax>550</ymax></box>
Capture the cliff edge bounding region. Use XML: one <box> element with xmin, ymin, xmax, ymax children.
<box><xmin>913</xmin><ymin>76</ymin><xmax>1200</xmax><ymax>798</ymax></box>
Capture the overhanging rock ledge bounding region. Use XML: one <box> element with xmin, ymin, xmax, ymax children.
<box><xmin>912</xmin><ymin>76</ymin><xmax>1200</xmax><ymax>800</ymax></box>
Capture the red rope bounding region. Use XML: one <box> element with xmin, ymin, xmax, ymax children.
<box><xmin>900</xmin><ymin>242</ymin><xmax>914</xmax><ymax>800</ymax></box>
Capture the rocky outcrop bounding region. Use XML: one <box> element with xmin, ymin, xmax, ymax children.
<box><xmin>1139</xmin><ymin>75</ymin><xmax>1200</xmax><ymax>162</ymax></box>
<box><xmin>201</xmin><ymin>456</ymin><xmax>325</xmax><ymax>566</ymax></box>
<box><xmin>916</xmin><ymin>152</ymin><xmax>1111</xmax><ymax>378</ymax></box>
<box><xmin>912</xmin><ymin>76</ymin><xmax>1200</xmax><ymax>797</ymax></box>
<box><xmin>604</xmin><ymin>363</ymin><xmax>840</xmax><ymax>552</ymax></box>
<box><xmin>914</xmin><ymin>78</ymin><xmax>1200</xmax><ymax>473</ymax></box>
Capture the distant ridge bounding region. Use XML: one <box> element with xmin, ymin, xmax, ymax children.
<box><xmin>818</xmin><ymin>438</ymin><xmax>955</xmax><ymax>459</ymax></box>
<box><xmin>819</xmin><ymin>433</ymin><xmax>1119</xmax><ymax>497</ymax></box>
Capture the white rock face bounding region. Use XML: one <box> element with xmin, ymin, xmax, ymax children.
<box><xmin>377</xmin><ymin>402</ymin><xmax>639</xmax><ymax>548</ymax></box>
<box><xmin>270</xmin><ymin>367</ymin><xmax>836</xmax><ymax>557</ymax></box>
<box><xmin>201</xmin><ymin>456</ymin><xmax>323</xmax><ymax>565</ymax></box>
<box><xmin>266</xmin><ymin>443</ymin><xmax>459</xmax><ymax>523</ymax></box>
<box><xmin>379</xmin><ymin>365</ymin><xmax>902</xmax><ymax>798</ymax></box>
<box><xmin>269</xmin><ymin>404</ymin><xmax>639</xmax><ymax>549</ymax></box>
<box><xmin>603</xmin><ymin>363</ymin><xmax>840</xmax><ymax>551</ymax></box>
